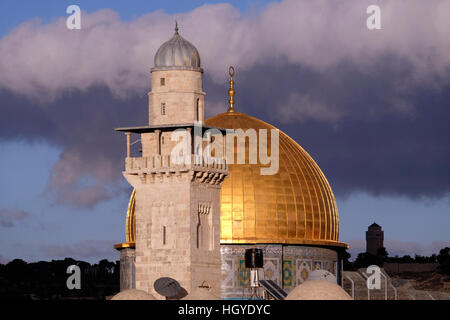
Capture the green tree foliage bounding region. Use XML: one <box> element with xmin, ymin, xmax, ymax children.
<box><xmin>342</xmin><ymin>249</ymin><xmax>353</xmax><ymax>271</ymax></box>
<box><xmin>0</xmin><ymin>258</ymin><xmax>119</xmax><ymax>300</ymax></box>
<box><xmin>375</xmin><ymin>247</ymin><xmax>388</xmax><ymax>266</ymax></box>
<box><xmin>437</xmin><ymin>247</ymin><xmax>450</xmax><ymax>276</ymax></box>
<box><xmin>353</xmin><ymin>252</ymin><xmax>378</xmax><ymax>269</ymax></box>
<box><xmin>353</xmin><ymin>247</ymin><xmax>389</xmax><ymax>269</ymax></box>
<box><xmin>349</xmin><ymin>247</ymin><xmax>445</xmax><ymax>270</ymax></box>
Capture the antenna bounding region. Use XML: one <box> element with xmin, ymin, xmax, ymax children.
<box><xmin>244</xmin><ymin>248</ymin><xmax>264</xmax><ymax>299</ymax></box>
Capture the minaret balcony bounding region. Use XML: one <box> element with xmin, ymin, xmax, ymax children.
<box><xmin>125</xmin><ymin>154</ymin><xmax>227</xmax><ymax>174</ymax></box>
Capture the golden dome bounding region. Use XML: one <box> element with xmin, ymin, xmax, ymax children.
<box><xmin>205</xmin><ymin>111</ymin><xmax>347</xmax><ymax>248</ymax></box>
<box><xmin>118</xmin><ymin>112</ymin><xmax>346</xmax><ymax>249</ymax></box>
<box><xmin>114</xmin><ymin>189</ymin><xmax>136</xmax><ymax>250</ymax></box>
<box><xmin>120</xmin><ymin>111</ymin><xmax>346</xmax><ymax>248</ymax></box>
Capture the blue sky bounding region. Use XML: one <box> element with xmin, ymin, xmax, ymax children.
<box><xmin>0</xmin><ymin>141</ymin><xmax>129</xmax><ymax>262</ymax></box>
<box><xmin>0</xmin><ymin>0</ymin><xmax>449</xmax><ymax>263</ymax></box>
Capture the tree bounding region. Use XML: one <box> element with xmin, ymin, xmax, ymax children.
<box><xmin>437</xmin><ymin>247</ymin><xmax>450</xmax><ymax>276</ymax></box>
<box><xmin>341</xmin><ymin>249</ymin><xmax>353</xmax><ymax>271</ymax></box>
<box><xmin>0</xmin><ymin>258</ymin><xmax>120</xmax><ymax>299</ymax></box>
<box><xmin>375</xmin><ymin>247</ymin><xmax>388</xmax><ymax>266</ymax></box>
<box><xmin>354</xmin><ymin>252</ymin><xmax>377</xmax><ymax>269</ymax></box>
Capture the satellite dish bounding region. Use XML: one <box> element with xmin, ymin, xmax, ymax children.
<box><xmin>154</xmin><ymin>277</ymin><xmax>186</xmax><ymax>299</ymax></box>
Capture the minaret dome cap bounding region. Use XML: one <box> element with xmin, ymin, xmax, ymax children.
<box><xmin>152</xmin><ymin>23</ymin><xmax>202</xmax><ymax>72</ymax></box>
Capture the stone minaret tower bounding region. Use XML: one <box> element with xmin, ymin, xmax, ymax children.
<box><xmin>115</xmin><ymin>25</ymin><xmax>228</xmax><ymax>298</ymax></box>
<box><xmin>149</xmin><ymin>23</ymin><xmax>205</xmax><ymax>126</ymax></box>
<box><xmin>366</xmin><ymin>222</ymin><xmax>384</xmax><ymax>255</ymax></box>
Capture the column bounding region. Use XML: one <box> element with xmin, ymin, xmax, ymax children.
<box><xmin>125</xmin><ymin>132</ymin><xmax>131</xmax><ymax>158</ymax></box>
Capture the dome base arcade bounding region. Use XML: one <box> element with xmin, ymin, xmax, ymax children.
<box><xmin>220</xmin><ymin>244</ymin><xmax>342</xmax><ymax>298</ymax></box>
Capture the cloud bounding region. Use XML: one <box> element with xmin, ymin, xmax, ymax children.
<box><xmin>0</xmin><ymin>1</ymin><xmax>449</xmax><ymax>102</ymax></box>
<box><xmin>0</xmin><ymin>0</ymin><xmax>450</xmax><ymax>206</ymax></box>
<box><xmin>0</xmin><ymin>86</ymin><xmax>143</xmax><ymax>207</ymax></box>
<box><xmin>41</xmin><ymin>240</ymin><xmax>118</xmax><ymax>260</ymax></box>
<box><xmin>0</xmin><ymin>254</ymin><xmax>9</xmax><ymax>264</ymax></box>
<box><xmin>345</xmin><ymin>239</ymin><xmax>450</xmax><ymax>259</ymax></box>
<box><xmin>0</xmin><ymin>208</ymin><xmax>29</xmax><ymax>228</ymax></box>
<box><xmin>46</xmin><ymin>149</ymin><xmax>113</xmax><ymax>208</ymax></box>
<box><xmin>384</xmin><ymin>240</ymin><xmax>450</xmax><ymax>257</ymax></box>
<box><xmin>277</xmin><ymin>92</ymin><xmax>342</xmax><ymax>123</ymax></box>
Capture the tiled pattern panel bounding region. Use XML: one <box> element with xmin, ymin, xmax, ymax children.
<box><xmin>220</xmin><ymin>244</ymin><xmax>338</xmax><ymax>298</ymax></box>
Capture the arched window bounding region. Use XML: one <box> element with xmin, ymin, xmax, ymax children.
<box><xmin>161</xmin><ymin>103</ymin><xmax>166</xmax><ymax>115</ymax></box>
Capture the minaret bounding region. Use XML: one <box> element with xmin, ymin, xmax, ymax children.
<box><xmin>148</xmin><ymin>22</ymin><xmax>205</xmax><ymax>126</ymax></box>
<box><xmin>115</xmin><ymin>24</ymin><xmax>228</xmax><ymax>299</ymax></box>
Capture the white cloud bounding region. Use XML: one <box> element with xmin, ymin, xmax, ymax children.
<box><xmin>42</xmin><ymin>240</ymin><xmax>118</xmax><ymax>261</ymax></box>
<box><xmin>0</xmin><ymin>0</ymin><xmax>449</xmax><ymax>101</ymax></box>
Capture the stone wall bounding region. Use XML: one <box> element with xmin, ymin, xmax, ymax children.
<box><xmin>124</xmin><ymin>154</ymin><xmax>227</xmax><ymax>299</ymax></box>
<box><xmin>119</xmin><ymin>248</ymin><xmax>136</xmax><ymax>291</ymax></box>
<box><xmin>384</xmin><ymin>263</ymin><xmax>438</xmax><ymax>275</ymax></box>
<box><xmin>149</xmin><ymin>70</ymin><xmax>205</xmax><ymax>126</ymax></box>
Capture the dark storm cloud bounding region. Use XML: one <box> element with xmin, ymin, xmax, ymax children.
<box><xmin>0</xmin><ymin>87</ymin><xmax>145</xmax><ymax>207</ymax></box>
<box><xmin>1</xmin><ymin>1</ymin><xmax>450</xmax><ymax>207</ymax></box>
<box><xmin>205</xmin><ymin>58</ymin><xmax>450</xmax><ymax>199</ymax></box>
<box><xmin>1</xmin><ymin>56</ymin><xmax>449</xmax><ymax>206</ymax></box>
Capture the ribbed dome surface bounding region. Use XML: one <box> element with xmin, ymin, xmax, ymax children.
<box><xmin>153</xmin><ymin>28</ymin><xmax>201</xmax><ymax>71</ymax></box>
<box><xmin>205</xmin><ymin>112</ymin><xmax>346</xmax><ymax>247</ymax></box>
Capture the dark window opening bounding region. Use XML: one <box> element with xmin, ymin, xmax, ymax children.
<box><xmin>163</xmin><ymin>226</ymin><xmax>166</xmax><ymax>245</ymax></box>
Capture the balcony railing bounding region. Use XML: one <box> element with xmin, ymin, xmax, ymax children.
<box><xmin>125</xmin><ymin>154</ymin><xmax>227</xmax><ymax>172</ymax></box>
